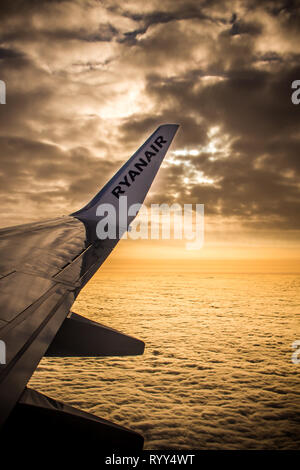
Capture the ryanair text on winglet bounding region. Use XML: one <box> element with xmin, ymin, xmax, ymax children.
<box><xmin>111</xmin><ymin>135</ymin><xmax>167</xmax><ymax>199</ymax></box>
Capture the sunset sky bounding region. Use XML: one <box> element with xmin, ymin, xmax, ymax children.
<box><xmin>0</xmin><ymin>0</ymin><xmax>299</xmax><ymax>265</ymax></box>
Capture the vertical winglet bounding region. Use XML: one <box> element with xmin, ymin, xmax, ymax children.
<box><xmin>71</xmin><ymin>124</ymin><xmax>179</xmax><ymax>223</ymax></box>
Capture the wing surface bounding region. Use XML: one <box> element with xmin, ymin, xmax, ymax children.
<box><xmin>0</xmin><ymin>125</ymin><xmax>179</xmax><ymax>446</ymax></box>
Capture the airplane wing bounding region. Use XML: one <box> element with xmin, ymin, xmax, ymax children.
<box><xmin>0</xmin><ymin>124</ymin><xmax>179</xmax><ymax>449</ymax></box>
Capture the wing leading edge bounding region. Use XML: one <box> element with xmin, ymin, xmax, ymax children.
<box><xmin>0</xmin><ymin>124</ymin><xmax>179</xmax><ymax>448</ymax></box>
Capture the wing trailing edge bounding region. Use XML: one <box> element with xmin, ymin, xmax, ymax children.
<box><xmin>2</xmin><ymin>387</ymin><xmax>143</xmax><ymax>449</ymax></box>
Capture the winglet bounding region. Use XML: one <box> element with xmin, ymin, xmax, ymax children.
<box><xmin>71</xmin><ymin>124</ymin><xmax>179</xmax><ymax>224</ymax></box>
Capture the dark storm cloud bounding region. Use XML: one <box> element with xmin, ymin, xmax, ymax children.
<box><xmin>116</xmin><ymin>1</ymin><xmax>300</xmax><ymax>229</ymax></box>
<box><xmin>113</xmin><ymin>0</ymin><xmax>223</xmax><ymax>26</ymax></box>
<box><xmin>0</xmin><ymin>23</ymin><xmax>119</xmax><ymax>44</ymax></box>
<box><xmin>116</xmin><ymin>1</ymin><xmax>224</xmax><ymax>44</ymax></box>
<box><xmin>0</xmin><ymin>47</ymin><xmax>24</xmax><ymax>59</ymax></box>
<box><xmin>0</xmin><ymin>0</ymin><xmax>299</xmax><ymax>233</ymax></box>
<box><xmin>0</xmin><ymin>0</ymin><xmax>119</xmax><ymax>44</ymax></box>
<box><xmin>131</xmin><ymin>59</ymin><xmax>300</xmax><ymax>227</ymax></box>
<box><xmin>146</xmin><ymin>66</ymin><xmax>300</xmax><ymax>140</ymax></box>
<box><xmin>247</xmin><ymin>0</ymin><xmax>299</xmax><ymax>16</ymax></box>
<box><xmin>0</xmin><ymin>135</ymin><xmax>119</xmax><ymax>223</ymax></box>
<box><xmin>226</xmin><ymin>19</ymin><xmax>263</xmax><ymax>37</ymax></box>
